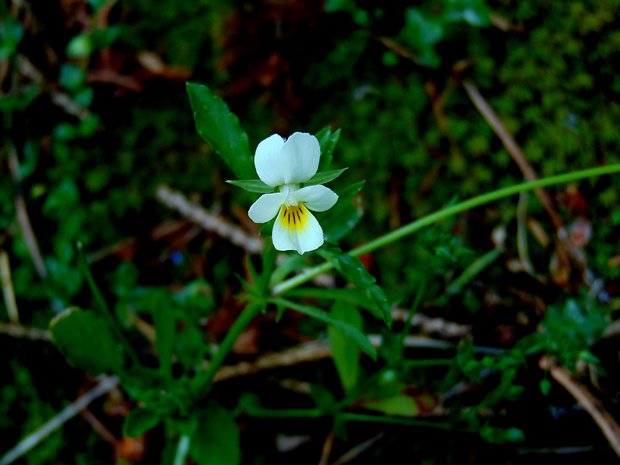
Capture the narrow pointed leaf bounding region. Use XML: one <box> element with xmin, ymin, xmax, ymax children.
<box><xmin>226</xmin><ymin>179</ymin><xmax>273</xmax><ymax>193</ymax></box>
<box><xmin>273</xmin><ymin>298</ymin><xmax>376</xmax><ymax>359</ymax></box>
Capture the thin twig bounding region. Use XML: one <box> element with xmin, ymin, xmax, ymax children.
<box><xmin>462</xmin><ymin>80</ymin><xmax>583</xmax><ymax>278</ymax></box>
<box><xmin>331</xmin><ymin>433</ymin><xmax>384</xmax><ymax>465</ymax></box>
<box><xmin>318</xmin><ymin>432</ymin><xmax>334</xmax><ymax>465</ymax></box>
<box><xmin>8</xmin><ymin>145</ymin><xmax>48</xmax><ymax>279</ymax></box>
<box><xmin>0</xmin><ymin>250</ymin><xmax>19</xmax><ymax>323</ymax></box>
<box><xmin>0</xmin><ymin>322</ymin><xmax>51</xmax><ymax>341</ymax></box>
<box><xmin>0</xmin><ymin>376</ymin><xmax>120</xmax><ymax>465</ymax></box>
<box><xmin>462</xmin><ymin>80</ymin><xmax>564</xmax><ymax>230</ymax></box>
<box><xmin>156</xmin><ymin>185</ymin><xmax>263</xmax><ymax>254</ymax></box>
<box><xmin>540</xmin><ymin>357</ymin><xmax>620</xmax><ymax>458</ymax></box>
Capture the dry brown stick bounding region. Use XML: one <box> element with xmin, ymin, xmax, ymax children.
<box><xmin>540</xmin><ymin>356</ymin><xmax>620</xmax><ymax>458</ymax></box>
<box><xmin>0</xmin><ymin>250</ymin><xmax>19</xmax><ymax>323</ymax></box>
<box><xmin>155</xmin><ymin>185</ymin><xmax>263</xmax><ymax>254</ymax></box>
<box><xmin>462</xmin><ymin>80</ymin><xmax>564</xmax><ymax>231</ymax></box>
<box><xmin>318</xmin><ymin>432</ymin><xmax>334</xmax><ymax>465</ymax></box>
<box><xmin>462</xmin><ymin>80</ymin><xmax>580</xmax><ymax>276</ymax></box>
<box><xmin>8</xmin><ymin>146</ymin><xmax>48</xmax><ymax>279</ymax></box>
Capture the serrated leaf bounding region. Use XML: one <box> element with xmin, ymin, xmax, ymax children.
<box><xmin>226</xmin><ymin>179</ymin><xmax>273</xmax><ymax>193</ymax></box>
<box><xmin>328</xmin><ymin>302</ymin><xmax>362</xmax><ymax>392</ymax></box>
<box><xmin>274</xmin><ymin>298</ymin><xmax>376</xmax><ymax>359</ymax></box>
<box><xmin>187</xmin><ymin>83</ymin><xmax>254</xmax><ymax>179</ymax></box>
<box><xmin>123</xmin><ymin>408</ymin><xmax>161</xmax><ymax>437</ymax></box>
<box><xmin>50</xmin><ymin>307</ymin><xmax>124</xmax><ymax>375</ymax></box>
<box><xmin>306</xmin><ymin>168</ymin><xmax>348</xmax><ymax>185</ymax></box>
<box><xmin>190</xmin><ymin>405</ymin><xmax>240</xmax><ymax>465</ymax></box>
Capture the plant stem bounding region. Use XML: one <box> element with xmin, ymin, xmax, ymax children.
<box><xmin>192</xmin><ymin>302</ymin><xmax>262</xmax><ymax>395</ymax></box>
<box><xmin>173</xmin><ymin>434</ymin><xmax>191</xmax><ymax>465</ymax></box>
<box><xmin>272</xmin><ymin>163</ymin><xmax>620</xmax><ymax>295</ymax></box>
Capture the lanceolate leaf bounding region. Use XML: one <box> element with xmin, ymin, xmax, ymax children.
<box><xmin>322</xmin><ymin>181</ymin><xmax>364</xmax><ymax>242</ymax></box>
<box><xmin>319</xmin><ymin>247</ymin><xmax>392</xmax><ymax>327</ymax></box>
<box><xmin>305</xmin><ymin>168</ymin><xmax>348</xmax><ymax>186</ymax></box>
<box><xmin>226</xmin><ymin>179</ymin><xmax>273</xmax><ymax>193</ymax></box>
<box><xmin>187</xmin><ymin>82</ymin><xmax>254</xmax><ymax>179</ymax></box>
<box><xmin>274</xmin><ymin>298</ymin><xmax>377</xmax><ymax>359</ymax></box>
<box><xmin>328</xmin><ymin>301</ymin><xmax>362</xmax><ymax>392</ymax></box>
<box><xmin>190</xmin><ymin>405</ymin><xmax>241</xmax><ymax>465</ymax></box>
<box><xmin>50</xmin><ymin>307</ymin><xmax>124</xmax><ymax>375</ymax></box>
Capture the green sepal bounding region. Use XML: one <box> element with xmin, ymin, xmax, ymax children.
<box><xmin>226</xmin><ymin>179</ymin><xmax>273</xmax><ymax>194</ymax></box>
<box><xmin>305</xmin><ymin>167</ymin><xmax>348</xmax><ymax>185</ymax></box>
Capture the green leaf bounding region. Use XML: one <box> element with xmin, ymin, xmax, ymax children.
<box><xmin>318</xmin><ymin>247</ymin><xmax>391</xmax><ymax>326</ymax></box>
<box><xmin>226</xmin><ymin>179</ymin><xmax>273</xmax><ymax>193</ymax></box>
<box><xmin>286</xmin><ymin>287</ymin><xmax>381</xmax><ymax>319</ymax></box>
<box><xmin>123</xmin><ymin>408</ymin><xmax>161</xmax><ymax>437</ymax></box>
<box><xmin>66</xmin><ymin>33</ymin><xmax>93</xmax><ymax>58</ymax></box>
<box><xmin>328</xmin><ymin>302</ymin><xmax>362</xmax><ymax>392</ymax></box>
<box><xmin>0</xmin><ymin>19</ymin><xmax>24</xmax><ymax>59</ymax></box>
<box><xmin>153</xmin><ymin>300</ymin><xmax>175</xmax><ymax>379</ymax></box>
<box><xmin>273</xmin><ymin>298</ymin><xmax>376</xmax><ymax>359</ymax></box>
<box><xmin>50</xmin><ymin>307</ymin><xmax>124</xmax><ymax>375</ymax></box>
<box><xmin>190</xmin><ymin>405</ymin><xmax>241</xmax><ymax>465</ymax></box>
<box><xmin>305</xmin><ymin>168</ymin><xmax>348</xmax><ymax>185</ymax></box>
<box><xmin>316</xmin><ymin>127</ymin><xmax>341</xmax><ymax>171</ymax></box>
<box><xmin>186</xmin><ymin>82</ymin><xmax>254</xmax><ymax>179</ymax></box>
<box><xmin>362</xmin><ymin>395</ymin><xmax>420</xmax><ymax>417</ymax></box>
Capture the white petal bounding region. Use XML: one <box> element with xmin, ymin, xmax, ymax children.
<box><xmin>272</xmin><ymin>207</ymin><xmax>324</xmax><ymax>254</ymax></box>
<box><xmin>294</xmin><ymin>185</ymin><xmax>338</xmax><ymax>212</ymax></box>
<box><xmin>280</xmin><ymin>132</ymin><xmax>320</xmax><ymax>184</ymax></box>
<box><xmin>255</xmin><ymin>134</ymin><xmax>286</xmax><ymax>187</ymax></box>
<box><xmin>248</xmin><ymin>193</ymin><xmax>285</xmax><ymax>223</ymax></box>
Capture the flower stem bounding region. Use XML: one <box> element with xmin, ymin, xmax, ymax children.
<box><xmin>272</xmin><ymin>163</ymin><xmax>620</xmax><ymax>295</ymax></box>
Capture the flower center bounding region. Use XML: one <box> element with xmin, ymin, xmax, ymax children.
<box><xmin>279</xmin><ymin>184</ymin><xmax>300</xmax><ymax>206</ymax></box>
<box><xmin>278</xmin><ymin>202</ymin><xmax>309</xmax><ymax>232</ymax></box>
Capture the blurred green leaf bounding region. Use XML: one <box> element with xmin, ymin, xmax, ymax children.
<box><xmin>66</xmin><ymin>33</ymin><xmax>93</xmax><ymax>58</ymax></box>
<box><xmin>362</xmin><ymin>395</ymin><xmax>420</xmax><ymax>417</ymax></box>
<box><xmin>190</xmin><ymin>405</ymin><xmax>240</xmax><ymax>465</ymax></box>
<box><xmin>328</xmin><ymin>301</ymin><xmax>362</xmax><ymax>392</ymax></box>
<box><xmin>0</xmin><ymin>19</ymin><xmax>24</xmax><ymax>59</ymax></box>
<box><xmin>154</xmin><ymin>301</ymin><xmax>175</xmax><ymax>379</ymax></box>
<box><xmin>316</xmin><ymin>127</ymin><xmax>341</xmax><ymax>171</ymax></box>
<box><xmin>50</xmin><ymin>307</ymin><xmax>124</xmax><ymax>375</ymax></box>
<box><xmin>123</xmin><ymin>408</ymin><xmax>161</xmax><ymax>437</ymax></box>
<box><xmin>59</xmin><ymin>64</ymin><xmax>86</xmax><ymax>91</ymax></box>
<box><xmin>186</xmin><ymin>82</ymin><xmax>254</xmax><ymax>179</ymax></box>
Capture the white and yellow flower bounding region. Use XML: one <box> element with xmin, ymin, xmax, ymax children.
<box><xmin>248</xmin><ymin>132</ymin><xmax>338</xmax><ymax>254</ymax></box>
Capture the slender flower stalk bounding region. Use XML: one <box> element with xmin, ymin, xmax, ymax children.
<box><xmin>271</xmin><ymin>163</ymin><xmax>620</xmax><ymax>295</ymax></box>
